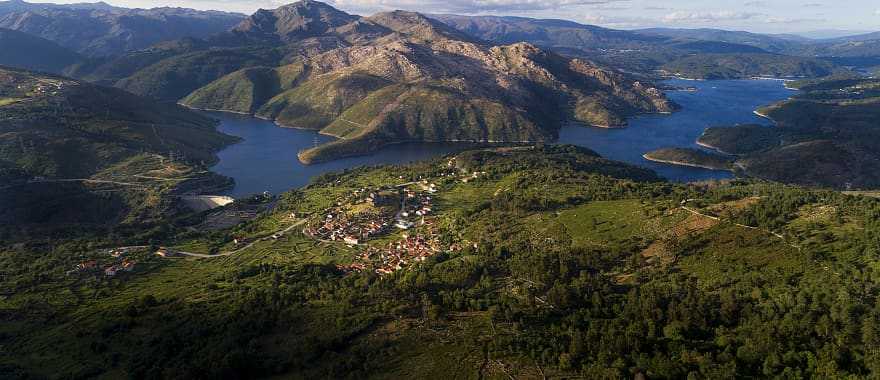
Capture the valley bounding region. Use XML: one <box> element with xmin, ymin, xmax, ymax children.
<box><xmin>2</xmin><ymin>1</ymin><xmax>880</xmax><ymax>379</ymax></box>
<box><xmin>205</xmin><ymin>78</ymin><xmax>794</xmax><ymax>197</ymax></box>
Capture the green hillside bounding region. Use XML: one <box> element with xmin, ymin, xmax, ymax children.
<box><xmin>115</xmin><ymin>47</ymin><xmax>283</xmax><ymax>102</ymax></box>
<box><xmin>694</xmin><ymin>78</ymin><xmax>880</xmax><ymax>188</ymax></box>
<box><xmin>661</xmin><ymin>53</ymin><xmax>836</xmax><ymax>79</ymax></box>
<box><xmin>0</xmin><ymin>66</ymin><xmax>237</xmax><ymax>230</ymax></box>
<box><xmin>3</xmin><ymin>145</ymin><xmax>880</xmax><ymax>378</ymax></box>
<box><xmin>643</xmin><ymin>147</ymin><xmax>735</xmax><ymax>171</ymax></box>
<box><xmin>0</xmin><ymin>28</ymin><xmax>82</xmax><ymax>73</ymax></box>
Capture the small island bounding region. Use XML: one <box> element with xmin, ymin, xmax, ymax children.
<box><xmin>643</xmin><ymin>147</ymin><xmax>735</xmax><ymax>171</ymax></box>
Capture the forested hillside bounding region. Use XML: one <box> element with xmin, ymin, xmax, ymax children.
<box><xmin>2</xmin><ymin>146</ymin><xmax>880</xmax><ymax>378</ymax></box>
<box><xmin>0</xmin><ymin>66</ymin><xmax>237</xmax><ymax>231</ymax></box>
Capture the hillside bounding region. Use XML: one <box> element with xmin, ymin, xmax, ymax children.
<box><xmin>660</xmin><ymin>53</ymin><xmax>836</xmax><ymax>79</ymax></box>
<box><xmin>693</xmin><ymin>78</ymin><xmax>880</xmax><ymax>188</ymax></box>
<box><xmin>643</xmin><ymin>147</ymin><xmax>734</xmax><ymax>171</ymax></box>
<box><xmin>3</xmin><ymin>145</ymin><xmax>880</xmax><ymax>378</ymax></box>
<box><xmin>0</xmin><ymin>66</ymin><xmax>237</xmax><ymax>229</ymax></box>
<box><xmin>174</xmin><ymin>3</ymin><xmax>675</xmax><ymax>163</ymax></box>
<box><xmin>0</xmin><ymin>0</ymin><xmax>245</xmax><ymax>56</ymax></box>
<box><xmin>634</xmin><ymin>28</ymin><xmax>807</xmax><ymax>54</ymax></box>
<box><xmin>0</xmin><ymin>28</ymin><xmax>82</xmax><ymax>73</ymax></box>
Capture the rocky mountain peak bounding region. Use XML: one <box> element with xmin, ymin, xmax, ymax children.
<box><xmin>365</xmin><ymin>10</ymin><xmax>476</xmax><ymax>43</ymax></box>
<box><xmin>233</xmin><ymin>0</ymin><xmax>359</xmax><ymax>42</ymax></box>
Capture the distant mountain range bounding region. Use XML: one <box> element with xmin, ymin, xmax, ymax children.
<box><xmin>2</xmin><ymin>0</ymin><xmax>880</xmax><ymax>166</ymax></box>
<box><xmin>0</xmin><ymin>0</ymin><xmax>244</xmax><ymax>56</ymax></box>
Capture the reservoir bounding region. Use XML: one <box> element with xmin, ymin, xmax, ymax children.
<box><xmin>557</xmin><ymin>78</ymin><xmax>794</xmax><ymax>183</ymax></box>
<box><xmin>210</xmin><ymin>79</ymin><xmax>794</xmax><ymax>197</ymax></box>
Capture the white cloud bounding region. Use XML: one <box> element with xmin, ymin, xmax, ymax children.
<box><xmin>661</xmin><ymin>10</ymin><xmax>761</xmax><ymax>23</ymax></box>
<box><xmin>328</xmin><ymin>0</ymin><xmax>625</xmax><ymax>13</ymax></box>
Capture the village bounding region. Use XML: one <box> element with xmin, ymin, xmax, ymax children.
<box><xmin>304</xmin><ymin>180</ymin><xmax>438</xmax><ymax>245</ymax></box>
<box><xmin>68</xmin><ymin>246</ymin><xmax>144</xmax><ymax>277</ymax></box>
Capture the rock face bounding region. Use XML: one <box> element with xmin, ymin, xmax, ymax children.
<box><xmin>0</xmin><ymin>0</ymin><xmax>245</xmax><ymax>56</ymax></box>
<box><xmin>230</xmin><ymin>0</ymin><xmax>359</xmax><ymax>43</ymax></box>
<box><xmin>89</xmin><ymin>1</ymin><xmax>674</xmax><ymax>163</ymax></box>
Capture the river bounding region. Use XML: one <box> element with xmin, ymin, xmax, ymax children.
<box><xmin>209</xmin><ymin>79</ymin><xmax>794</xmax><ymax>197</ymax></box>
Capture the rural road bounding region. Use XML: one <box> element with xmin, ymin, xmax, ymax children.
<box><xmin>175</xmin><ymin>218</ymin><xmax>308</xmax><ymax>258</ymax></box>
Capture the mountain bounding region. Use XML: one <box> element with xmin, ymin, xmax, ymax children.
<box><xmin>181</xmin><ymin>5</ymin><xmax>673</xmax><ymax>162</ymax></box>
<box><xmin>634</xmin><ymin>27</ymin><xmax>807</xmax><ymax>54</ymax></box>
<box><xmin>0</xmin><ymin>0</ymin><xmax>245</xmax><ymax>56</ymax></box>
<box><xmin>226</xmin><ymin>0</ymin><xmax>359</xmax><ymax>44</ymax></box>
<box><xmin>0</xmin><ymin>66</ymin><xmax>237</xmax><ymax>227</ymax></box>
<box><xmin>824</xmin><ymin>31</ymin><xmax>880</xmax><ymax>43</ymax></box>
<box><xmin>660</xmin><ymin>53</ymin><xmax>835</xmax><ymax>79</ymax></box>
<box><xmin>87</xmin><ymin>2</ymin><xmax>675</xmax><ymax>164</ymax></box>
<box><xmin>430</xmin><ymin>14</ymin><xmax>667</xmax><ymax>51</ymax></box>
<box><xmin>796</xmin><ymin>29</ymin><xmax>875</xmax><ymax>39</ymax></box>
<box><xmin>4</xmin><ymin>145</ymin><xmax>880</xmax><ymax>378</ymax></box>
<box><xmin>0</xmin><ymin>27</ymin><xmax>81</xmax><ymax>72</ymax></box>
<box><xmin>432</xmin><ymin>15</ymin><xmax>841</xmax><ymax>79</ymax></box>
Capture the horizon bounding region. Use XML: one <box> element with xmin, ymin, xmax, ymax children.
<box><xmin>7</xmin><ymin>0</ymin><xmax>878</xmax><ymax>36</ymax></box>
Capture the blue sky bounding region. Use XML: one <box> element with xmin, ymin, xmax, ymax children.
<box><xmin>49</xmin><ymin>0</ymin><xmax>880</xmax><ymax>34</ymax></box>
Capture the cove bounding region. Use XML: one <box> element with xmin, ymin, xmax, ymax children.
<box><xmin>208</xmin><ymin>112</ymin><xmax>466</xmax><ymax>197</ymax></box>
<box><xmin>557</xmin><ymin>78</ymin><xmax>794</xmax><ymax>183</ymax></box>
<box><xmin>209</xmin><ymin>79</ymin><xmax>795</xmax><ymax>197</ymax></box>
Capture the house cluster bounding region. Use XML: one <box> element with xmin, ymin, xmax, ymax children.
<box><xmin>68</xmin><ymin>258</ymin><xmax>137</xmax><ymax>277</ymax></box>
<box><xmin>31</xmin><ymin>79</ymin><xmax>66</xmax><ymax>96</ymax></box>
<box><xmin>305</xmin><ymin>210</ymin><xmax>392</xmax><ymax>245</ymax></box>
<box><xmin>338</xmin><ymin>231</ymin><xmax>441</xmax><ymax>275</ymax></box>
<box><xmin>395</xmin><ymin>187</ymin><xmax>435</xmax><ymax>230</ymax></box>
<box><xmin>304</xmin><ymin>188</ymin><xmax>402</xmax><ymax>245</ymax></box>
<box><xmin>102</xmin><ymin>259</ymin><xmax>137</xmax><ymax>277</ymax></box>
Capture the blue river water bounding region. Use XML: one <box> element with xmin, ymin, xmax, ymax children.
<box><xmin>209</xmin><ymin>79</ymin><xmax>795</xmax><ymax>197</ymax></box>
<box><xmin>558</xmin><ymin>78</ymin><xmax>794</xmax><ymax>182</ymax></box>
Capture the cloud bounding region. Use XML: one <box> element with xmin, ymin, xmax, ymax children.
<box><xmin>661</xmin><ymin>10</ymin><xmax>761</xmax><ymax>23</ymax></box>
<box><xmin>328</xmin><ymin>0</ymin><xmax>625</xmax><ymax>13</ymax></box>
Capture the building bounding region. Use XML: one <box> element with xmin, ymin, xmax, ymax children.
<box><xmin>78</xmin><ymin>260</ymin><xmax>98</xmax><ymax>270</ymax></box>
<box><xmin>155</xmin><ymin>248</ymin><xmax>178</xmax><ymax>258</ymax></box>
<box><xmin>344</xmin><ymin>236</ymin><xmax>360</xmax><ymax>245</ymax></box>
<box><xmin>121</xmin><ymin>260</ymin><xmax>136</xmax><ymax>272</ymax></box>
<box><xmin>104</xmin><ymin>266</ymin><xmax>118</xmax><ymax>277</ymax></box>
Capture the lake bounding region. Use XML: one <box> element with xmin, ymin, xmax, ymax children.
<box><xmin>209</xmin><ymin>113</ymin><xmax>466</xmax><ymax>197</ymax></box>
<box><xmin>557</xmin><ymin>78</ymin><xmax>794</xmax><ymax>182</ymax></box>
<box><xmin>209</xmin><ymin>79</ymin><xmax>794</xmax><ymax>197</ymax></box>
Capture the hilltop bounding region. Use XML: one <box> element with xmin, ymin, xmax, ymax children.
<box><xmin>2</xmin><ymin>145</ymin><xmax>880</xmax><ymax>378</ymax></box>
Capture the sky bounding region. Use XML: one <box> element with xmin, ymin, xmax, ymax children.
<box><xmin>42</xmin><ymin>0</ymin><xmax>880</xmax><ymax>34</ymax></box>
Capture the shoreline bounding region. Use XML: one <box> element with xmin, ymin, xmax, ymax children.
<box><xmin>695</xmin><ymin>139</ymin><xmax>736</xmax><ymax>156</ymax></box>
<box><xmin>642</xmin><ymin>153</ymin><xmax>733</xmax><ymax>172</ymax></box>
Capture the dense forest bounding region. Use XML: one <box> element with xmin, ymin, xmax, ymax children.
<box><xmin>2</xmin><ymin>146</ymin><xmax>879</xmax><ymax>379</ymax></box>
